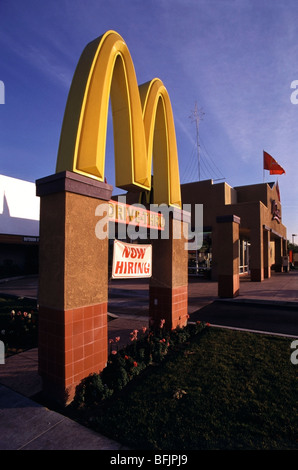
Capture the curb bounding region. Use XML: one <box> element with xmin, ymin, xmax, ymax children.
<box><xmin>215</xmin><ymin>297</ymin><xmax>298</xmax><ymax>311</ymax></box>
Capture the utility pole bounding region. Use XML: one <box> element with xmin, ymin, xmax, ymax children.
<box><xmin>189</xmin><ymin>102</ymin><xmax>205</xmax><ymax>181</ymax></box>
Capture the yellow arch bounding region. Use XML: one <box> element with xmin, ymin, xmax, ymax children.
<box><xmin>139</xmin><ymin>78</ymin><xmax>181</xmax><ymax>210</ymax></box>
<box><xmin>56</xmin><ymin>30</ymin><xmax>181</xmax><ymax>207</ymax></box>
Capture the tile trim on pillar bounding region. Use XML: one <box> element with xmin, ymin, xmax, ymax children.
<box><xmin>216</xmin><ymin>214</ymin><xmax>240</xmax><ymax>298</ymax></box>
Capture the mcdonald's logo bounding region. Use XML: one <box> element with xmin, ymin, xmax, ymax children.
<box><xmin>56</xmin><ymin>30</ymin><xmax>181</xmax><ymax>208</ymax></box>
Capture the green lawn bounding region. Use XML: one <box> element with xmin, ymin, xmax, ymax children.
<box><xmin>71</xmin><ymin>326</ymin><xmax>298</xmax><ymax>450</ymax></box>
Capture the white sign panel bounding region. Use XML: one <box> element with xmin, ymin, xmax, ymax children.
<box><xmin>0</xmin><ymin>174</ymin><xmax>40</xmax><ymax>236</ymax></box>
<box><xmin>112</xmin><ymin>240</ymin><xmax>152</xmax><ymax>279</ymax></box>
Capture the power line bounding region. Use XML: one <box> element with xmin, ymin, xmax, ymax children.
<box><xmin>181</xmin><ymin>103</ymin><xmax>226</xmax><ymax>184</ymax></box>
<box><xmin>181</xmin><ymin>141</ymin><xmax>197</xmax><ymax>182</ymax></box>
<box><xmin>199</xmin><ymin>135</ymin><xmax>226</xmax><ymax>181</ymax></box>
<box><xmin>189</xmin><ymin>102</ymin><xmax>205</xmax><ymax>181</ymax></box>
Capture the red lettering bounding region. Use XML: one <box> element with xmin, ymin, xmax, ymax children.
<box><xmin>115</xmin><ymin>261</ymin><xmax>124</xmax><ymax>274</ymax></box>
<box><xmin>122</xmin><ymin>245</ymin><xmax>146</xmax><ymax>259</ymax></box>
<box><xmin>137</xmin><ymin>262</ymin><xmax>143</xmax><ymax>274</ymax></box>
<box><xmin>122</xmin><ymin>246</ymin><xmax>131</xmax><ymax>258</ymax></box>
<box><xmin>144</xmin><ymin>262</ymin><xmax>150</xmax><ymax>274</ymax></box>
<box><xmin>137</xmin><ymin>248</ymin><xmax>146</xmax><ymax>259</ymax></box>
<box><xmin>128</xmin><ymin>262</ymin><xmax>133</xmax><ymax>274</ymax></box>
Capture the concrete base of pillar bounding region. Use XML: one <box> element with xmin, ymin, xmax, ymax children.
<box><xmin>218</xmin><ymin>274</ymin><xmax>239</xmax><ymax>298</ymax></box>
<box><xmin>264</xmin><ymin>266</ymin><xmax>271</xmax><ymax>279</ymax></box>
<box><xmin>38</xmin><ymin>302</ymin><xmax>108</xmax><ymax>406</ymax></box>
<box><xmin>250</xmin><ymin>268</ymin><xmax>264</xmax><ymax>282</ymax></box>
<box><xmin>149</xmin><ymin>285</ymin><xmax>188</xmax><ymax>330</ymax></box>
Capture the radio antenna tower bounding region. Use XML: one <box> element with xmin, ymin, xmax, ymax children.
<box><xmin>189</xmin><ymin>102</ymin><xmax>205</xmax><ymax>181</ymax></box>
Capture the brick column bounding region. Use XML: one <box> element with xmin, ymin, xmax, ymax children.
<box><xmin>250</xmin><ymin>225</ymin><xmax>264</xmax><ymax>282</ymax></box>
<box><xmin>263</xmin><ymin>226</ymin><xmax>271</xmax><ymax>279</ymax></box>
<box><xmin>149</xmin><ymin>208</ymin><xmax>190</xmax><ymax>330</ymax></box>
<box><xmin>216</xmin><ymin>215</ymin><xmax>240</xmax><ymax>298</ymax></box>
<box><xmin>283</xmin><ymin>238</ymin><xmax>288</xmax><ymax>272</ymax></box>
<box><xmin>274</xmin><ymin>236</ymin><xmax>283</xmax><ymax>272</ymax></box>
<box><xmin>36</xmin><ymin>171</ymin><xmax>112</xmax><ymax>405</ymax></box>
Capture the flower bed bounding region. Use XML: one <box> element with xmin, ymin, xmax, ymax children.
<box><xmin>73</xmin><ymin>320</ymin><xmax>208</xmax><ymax>408</ymax></box>
<box><xmin>1</xmin><ymin>307</ymin><xmax>38</xmax><ymax>355</ymax></box>
<box><xmin>70</xmin><ymin>327</ymin><xmax>298</xmax><ymax>450</ymax></box>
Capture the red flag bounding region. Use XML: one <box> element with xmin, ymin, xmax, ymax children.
<box><xmin>263</xmin><ymin>151</ymin><xmax>285</xmax><ymax>175</ymax></box>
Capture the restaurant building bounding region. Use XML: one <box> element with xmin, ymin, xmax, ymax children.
<box><xmin>0</xmin><ymin>175</ymin><xmax>39</xmax><ymax>278</ymax></box>
<box><xmin>181</xmin><ymin>179</ymin><xmax>287</xmax><ymax>285</ymax></box>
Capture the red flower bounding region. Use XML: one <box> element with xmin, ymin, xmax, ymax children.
<box><xmin>133</xmin><ymin>361</ymin><xmax>138</xmax><ymax>367</ymax></box>
<box><xmin>124</xmin><ymin>355</ymin><xmax>129</xmax><ymax>360</ymax></box>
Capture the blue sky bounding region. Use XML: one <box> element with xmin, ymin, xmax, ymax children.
<box><xmin>0</xmin><ymin>0</ymin><xmax>298</xmax><ymax>240</ymax></box>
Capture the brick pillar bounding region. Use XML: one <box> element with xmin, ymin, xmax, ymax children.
<box><xmin>36</xmin><ymin>171</ymin><xmax>112</xmax><ymax>405</ymax></box>
<box><xmin>283</xmin><ymin>239</ymin><xmax>288</xmax><ymax>272</ymax></box>
<box><xmin>149</xmin><ymin>209</ymin><xmax>190</xmax><ymax>330</ymax></box>
<box><xmin>216</xmin><ymin>215</ymin><xmax>240</xmax><ymax>298</ymax></box>
<box><xmin>263</xmin><ymin>226</ymin><xmax>271</xmax><ymax>279</ymax></box>
<box><xmin>250</xmin><ymin>225</ymin><xmax>264</xmax><ymax>282</ymax></box>
<box><xmin>275</xmin><ymin>236</ymin><xmax>283</xmax><ymax>272</ymax></box>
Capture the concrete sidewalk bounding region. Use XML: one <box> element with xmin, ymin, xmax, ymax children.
<box><xmin>0</xmin><ymin>270</ymin><xmax>298</xmax><ymax>449</ymax></box>
<box><xmin>0</xmin><ymin>383</ymin><xmax>129</xmax><ymax>450</ymax></box>
<box><xmin>0</xmin><ymin>314</ymin><xmax>147</xmax><ymax>450</ymax></box>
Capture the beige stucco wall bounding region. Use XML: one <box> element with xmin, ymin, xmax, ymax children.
<box><xmin>180</xmin><ymin>179</ymin><xmax>286</xmax><ymax>240</ymax></box>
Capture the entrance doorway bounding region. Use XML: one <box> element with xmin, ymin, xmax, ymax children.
<box><xmin>239</xmin><ymin>239</ymin><xmax>250</xmax><ymax>275</ymax></box>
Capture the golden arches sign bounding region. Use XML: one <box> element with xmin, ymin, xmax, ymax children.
<box><xmin>56</xmin><ymin>30</ymin><xmax>181</xmax><ymax>208</ymax></box>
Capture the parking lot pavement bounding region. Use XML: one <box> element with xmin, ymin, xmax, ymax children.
<box><xmin>190</xmin><ymin>299</ymin><xmax>298</xmax><ymax>337</ymax></box>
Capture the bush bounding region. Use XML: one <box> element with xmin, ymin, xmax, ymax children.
<box><xmin>1</xmin><ymin>308</ymin><xmax>38</xmax><ymax>354</ymax></box>
<box><xmin>73</xmin><ymin>373</ymin><xmax>113</xmax><ymax>408</ymax></box>
<box><xmin>73</xmin><ymin>320</ymin><xmax>207</xmax><ymax>408</ymax></box>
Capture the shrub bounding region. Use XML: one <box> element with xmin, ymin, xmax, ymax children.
<box><xmin>73</xmin><ymin>373</ymin><xmax>113</xmax><ymax>408</ymax></box>
<box><xmin>73</xmin><ymin>320</ymin><xmax>207</xmax><ymax>408</ymax></box>
<box><xmin>1</xmin><ymin>308</ymin><xmax>39</xmax><ymax>354</ymax></box>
